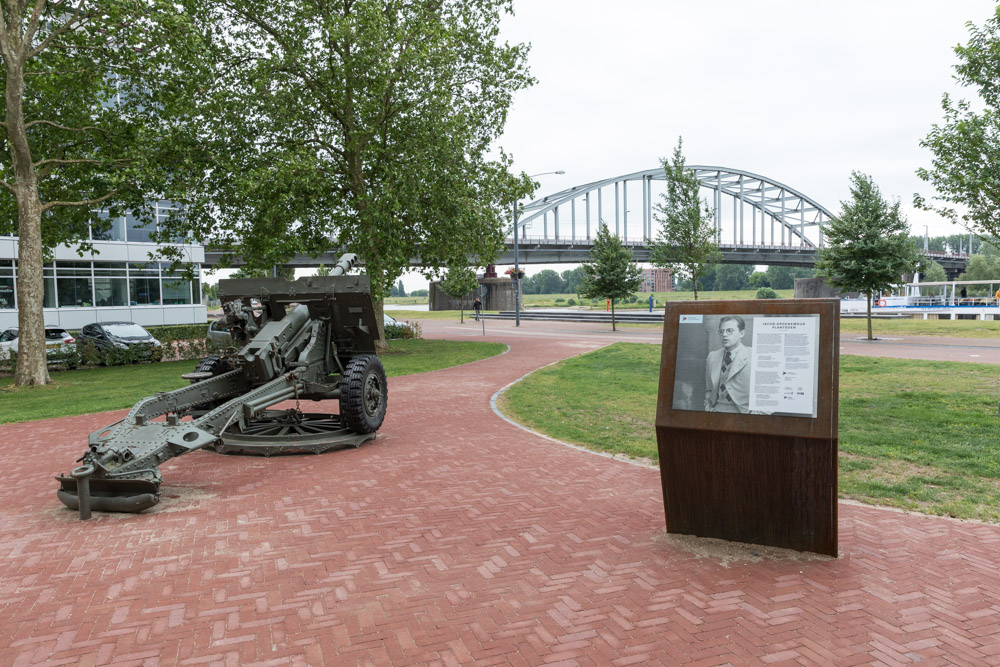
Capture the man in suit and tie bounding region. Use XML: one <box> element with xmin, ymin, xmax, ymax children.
<box><xmin>704</xmin><ymin>315</ymin><xmax>751</xmax><ymax>413</ymax></box>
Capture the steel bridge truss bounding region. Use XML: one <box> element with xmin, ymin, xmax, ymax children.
<box><xmin>515</xmin><ymin>166</ymin><xmax>835</xmax><ymax>251</ymax></box>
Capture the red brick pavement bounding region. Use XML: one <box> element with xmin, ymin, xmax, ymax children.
<box><xmin>2</xmin><ymin>318</ymin><xmax>1000</xmax><ymax>666</ymax></box>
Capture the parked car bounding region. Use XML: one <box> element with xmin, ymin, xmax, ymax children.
<box><xmin>207</xmin><ymin>318</ymin><xmax>232</xmax><ymax>345</ymax></box>
<box><xmin>77</xmin><ymin>322</ymin><xmax>162</xmax><ymax>361</ymax></box>
<box><xmin>0</xmin><ymin>326</ymin><xmax>76</xmax><ymax>362</ymax></box>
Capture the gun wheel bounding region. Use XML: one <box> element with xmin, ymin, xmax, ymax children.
<box><xmin>340</xmin><ymin>354</ymin><xmax>388</xmax><ymax>434</ymax></box>
<box><xmin>215</xmin><ymin>410</ymin><xmax>375</xmax><ymax>456</ymax></box>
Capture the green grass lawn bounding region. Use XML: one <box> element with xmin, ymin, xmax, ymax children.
<box><xmin>385</xmin><ymin>309</ymin><xmax>468</xmax><ymax>321</ymax></box>
<box><xmin>840</xmin><ymin>316</ymin><xmax>1000</xmax><ymax>339</ymax></box>
<box><xmin>383</xmin><ymin>296</ymin><xmax>429</xmax><ymax>306</ymax></box>
<box><xmin>520</xmin><ymin>289</ymin><xmax>795</xmax><ymax>309</ymax></box>
<box><xmin>0</xmin><ymin>339</ymin><xmax>505</xmax><ymax>424</ymax></box>
<box><xmin>498</xmin><ymin>342</ymin><xmax>1000</xmax><ymax>522</ymax></box>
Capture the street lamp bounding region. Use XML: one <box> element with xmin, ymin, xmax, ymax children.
<box><xmin>514</xmin><ymin>170</ymin><xmax>565</xmax><ymax>326</ymax></box>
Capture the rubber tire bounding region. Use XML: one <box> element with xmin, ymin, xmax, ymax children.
<box><xmin>190</xmin><ymin>355</ymin><xmax>232</xmax><ymax>412</ymax></box>
<box><xmin>339</xmin><ymin>354</ymin><xmax>388</xmax><ymax>434</ymax></box>
<box><xmin>192</xmin><ymin>354</ymin><xmax>230</xmax><ymax>380</ymax></box>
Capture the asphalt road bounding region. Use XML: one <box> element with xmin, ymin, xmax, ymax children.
<box><xmin>421</xmin><ymin>317</ymin><xmax>1000</xmax><ymax>365</ymax></box>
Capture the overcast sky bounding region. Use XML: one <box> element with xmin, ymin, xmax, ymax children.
<box><xmin>500</xmin><ymin>0</ymin><xmax>993</xmax><ymax>238</ymax></box>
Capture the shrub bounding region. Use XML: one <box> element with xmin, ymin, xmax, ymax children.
<box><xmin>385</xmin><ymin>320</ymin><xmax>422</xmax><ymax>340</ymax></box>
<box><xmin>755</xmin><ymin>287</ymin><xmax>780</xmax><ymax>299</ymax></box>
<box><xmin>567</xmin><ymin>299</ymin><xmax>576</xmax><ymax>306</ymax></box>
<box><xmin>555</xmin><ymin>298</ymin><xmax>565</xmax><ymax>303</ymax></box>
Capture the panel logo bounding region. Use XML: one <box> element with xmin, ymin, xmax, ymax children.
<box><xmin>679</xmin><ymin>314</ymin><xmax>703</xmax><ymax>324</ymax></box>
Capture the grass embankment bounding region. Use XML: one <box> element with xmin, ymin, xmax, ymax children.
<box><xmin>0</xmin><ymin>339</ymin><xmax>505</xmax><ymax>424</ymax></box>
<box><xmin>498</xmin><ymin>343</ymin><xmax>1000</xmax><ymax>522</ymax></box>
<box><xmin>520</xmin><ymin>290</ymin><xmax>795</xmax><ymax>309</ymax></box>
<box><xmin>385</xmin><ymin>309</ymin><xmax>464</xmax><ymax>321</ymax></box>
<box><xmin>841</xmin><ymin>317</ymin><xmax>1000</xmax><ymax>339</ymax></box>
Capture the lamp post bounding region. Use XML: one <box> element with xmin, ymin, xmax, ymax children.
<box><xmin>514</xmin><ymin>170</ymin><xmax>565</xmax><ymax>326</ymax></box>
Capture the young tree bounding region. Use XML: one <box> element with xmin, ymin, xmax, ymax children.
<box><xmin>920</xmin><ymin>259</ymin><xmax>947</xmax><ymax>283</ymax></box>
<box><xmin>815</xmin><ymin>173</ymin><xmax>920</xmax><ymax>340</ymax></box>
<box><xmin>0</xmin><ymin>2</ymin><xmax>209</xmax><ymax>385</ymax></box>
<box><xmin>917</xmin><ymin>6</ymin><xmax>1000</xmax><ymax>239</ymax></box>
<box><xmin>649</xmin><ymin>137</ymin><xmax>720</xmax><ymax>300</ymax></box>
<box><xmin>440</xmin><ymin>265</ymin><xmax>480</xmax><ymax>324</ymax></box>
<box><xmin>172</xmin><ymin>0</ymin><xmax>536</xmax><ymax>345</ymax></box>
<box><xmin>579</xmin><ymin>223</ymin><xmax>642</xmax><ymax>331</ymax></box>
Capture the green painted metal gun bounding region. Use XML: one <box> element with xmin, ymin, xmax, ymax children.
<box><xmin>56</xmin><ymin>254</ymin><xmax>388</xmax><ymax>518</ymax></box>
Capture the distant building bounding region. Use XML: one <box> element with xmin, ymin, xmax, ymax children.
<box><xmin>639</xmin><ymin>267</ymin><xmax>673</xmax><ymax>293</ymax></box>
<box><xmin>0</xmin><ymin>201</ymin><xmax>206</xmax><ymax>329</ymax></box>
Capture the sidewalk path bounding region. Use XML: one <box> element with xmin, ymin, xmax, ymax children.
<box><xmin>2</xmin><ymin>318</ymin><xmax>999</xmax><ymax>665</ymax></box>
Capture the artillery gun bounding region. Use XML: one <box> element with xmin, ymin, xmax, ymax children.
<box><xmin>56</xmin><ymin>253</ymin><xmax>388</xmax><ymax>519</ymax></box>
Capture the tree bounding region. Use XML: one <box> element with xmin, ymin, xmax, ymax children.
<box><xmin>0</xmin><ymin>2</ymin><xmax>209</xmax><ymax>385</ymax></box>
<box><xmin>561</xmin><ymin>266</ymin><xmax>586</xmax><ymax>294</ymax></box>
<box><xmin>713</xmin><ymin>264</ymin><xmax>753</xmax><ymax>291</ymax></box>
<box><xmin>649</xmin><ymin>137</ymin><xmax>720</xmax><ymax>300</ymax></box>
<box><xmin>764</xmin><ymin>265</ymin><xmax>814</xmax><ymax>290</ymax></box>
<box><xmin>171</xmin><ymin>0</ymin><xmax>535</xmax><ymax>346</ymax></box>
<box><xmin>231</xmin><ymin>266</ymin><xmax>295</xmax><ymax>280</ymax></box>
<box><xmin>917</xmin><ymin>6</ymin><xmax>1000</xmax><ymax>240</ymax></box>
<box><xmin>579</xmin><ymin>223</ymin><xmax>642</xmax><ymax>331</ymax></box>
<box><xmin>748</xmin><ymin>271</ymin><xmax>770</xmax><ymax>289</ymax></box>
<box><xmin>959</xmin><ymin>243</ymin><xmax>1000</xmax><ymax>293</ymax></box>
<box><xmin>815</xmin><ymin>173</ymin><xmax>920</xmax><ymax>340</ymax></box>
<box><xmin>531</xmin><ymin>269</ymin><xmax>565</xmax><ymax>294</ymax></box>
<box><xmin>440</xmin><ymin>265</ymin><xmax>480</xmax><ymax>324</ymax></box>
<box><xmin>921</xmin><ymin>259</ymin><xmax>947</xmax><ymax>283</ymax></box>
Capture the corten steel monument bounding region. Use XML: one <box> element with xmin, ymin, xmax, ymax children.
<box><xmin>56</xmin><ymin>253</ymin><xmax>388</xmax><ymax>520</ymax></box>
<box><xmin>655</xmin><ymin>299</ymin><xmax>839</xmax><ymax>556</ymax></box>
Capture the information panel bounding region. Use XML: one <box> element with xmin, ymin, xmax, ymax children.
<box><xmin>656</xmin><ymin>299</ymin><xmax>839</xmax><ymax>555</ymax></box>
<box><xmin>672</xmin><ymin>313</ymin><xmax>819</xmax><ymax>418</ymax></box>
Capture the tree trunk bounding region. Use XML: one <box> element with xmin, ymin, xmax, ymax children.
<box><xmin>866</xmin><ymin>290</ymin><xmax>873</xmax><ymax>341</ymax></box>
<box><xmin>5</xmin><ymin>54</ymin><xmax>50</xmax><ymax>385</ymax></box>
<box><xmin>373</xmin><ymin>297</ymin><xmax>388</xmax><ymax>352</ymax></box>
<box><xmin>611</xmin><ymin>298</ymin><xmax>616</xmax><ymax>331</ymax></box>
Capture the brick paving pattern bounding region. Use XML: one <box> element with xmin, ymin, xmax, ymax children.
<box><xmin>2</xmin><ymin>318</ymin><xmax>999</xmax><ymax>665</ymax></box>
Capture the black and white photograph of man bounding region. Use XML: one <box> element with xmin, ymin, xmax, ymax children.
<box><xmin>672</xmin><ymin>313</ymin><xmax>756</xmax><ymax>414</ymax></box>
<box><xmin>704</xmin><ymin>315</ymin><xmax>751</xmax><ymax>413</ymax></box>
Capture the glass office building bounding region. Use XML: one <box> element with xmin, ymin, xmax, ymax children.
<box><xmin>0</xmin><ymin>202</ymin><xmax>206</xmax><ymax>329</ymax></box>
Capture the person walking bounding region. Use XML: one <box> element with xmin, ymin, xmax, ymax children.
<box><xmin>473</xmin><ymin>296</ymin><xmax>483</xmax><ymax>321</ymax></box>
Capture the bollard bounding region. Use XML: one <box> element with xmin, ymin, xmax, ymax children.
<box><xmin>72</xmin><ymin>464</ymin><xmax>96</xmax><ymax>520</ymax></box>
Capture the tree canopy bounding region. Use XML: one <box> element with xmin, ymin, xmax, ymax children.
<box><xmin>173</xmin><ymin>0</ymin><xmax>535</xmax><ymax>321</ymax></box>
<box><xmin>579</xmin><ymin>223</ymin><xmax>642</xmax><ymax>331</ymax></box>
<box><xmin>0</xmin><ymin>0</ymin><xmax>210</xmax><ymax>385</ymax></box>
<box><xmin>815</xmin><ymin>172</ymin><xmax>920</xmax><ymax>340</ymax></box>
<box><xmin>917</xmin><ymin>6</ymin><xmax>1000</xmax><ymax>240</ymax></box>
<box><xmin>649</xmin><ymin>137</ymin><xmax>720</xmax><ymax>300</ymax></box>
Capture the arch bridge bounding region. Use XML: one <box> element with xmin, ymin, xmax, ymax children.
<box><xmin>494</xmin><ymin>166</ymin><xmax>969</xmax><ymax>272</ymax></box>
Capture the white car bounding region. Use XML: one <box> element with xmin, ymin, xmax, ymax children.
<box><xmin>0</xmin><ymin>326</ymin><xmax>76</xmax><ymax>362</ymax></box>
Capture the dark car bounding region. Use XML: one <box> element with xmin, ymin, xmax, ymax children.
<box><xmin>77</xmin><ymin>322</ymin><xmax>162</xmax><ymax>361</ymax></box>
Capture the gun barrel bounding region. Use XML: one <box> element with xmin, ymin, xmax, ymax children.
<box><xmin>330</xmin><ymin>253</ymin><xmax>358</xmax><ymax>276</ymax></box>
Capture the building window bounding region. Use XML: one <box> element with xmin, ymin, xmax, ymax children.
<box><xmin>42</xmin><ymin>264</ymin><xmax>56</xmax><ymax>309</ymax></box>
<box><xmin>0</xmin><ymin>261</ymin><xmax>13</xmax><ymax>309</ymax></box>
<box><xmin>91</xmin><ymin>211</ymin><xmax>127</xmax><ymax>242</ymax></box>
<box><xmin>126</xmin><ymin>213</ymin><xmax>157</xmax><ymax>243</ymax></box>
<box><xmin>93</xmin><ymin>262</ymin><xmax>128</xmax><ymax>307</ymax></box>
<box><xmin>128</xmin><ymin>262</ymin><xmax>160</xmax><ymax>305</ymax></box>
<box><xmin>56</xmin><ymin>261</ymin><xmax>94</xmax><ymax>307</ymax></box>
<box><xmin>161</xmin><ymin>264</ymin><xmax>193</xmax><ymax>305</ymax></box>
